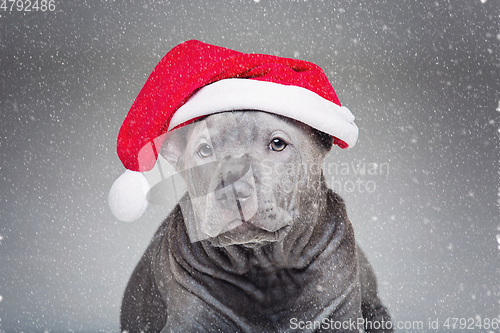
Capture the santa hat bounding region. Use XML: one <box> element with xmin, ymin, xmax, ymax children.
<box><xmin>109</xmin><ymin>40</ymin><xmax>358</xmax><ymax>222</ymax></box>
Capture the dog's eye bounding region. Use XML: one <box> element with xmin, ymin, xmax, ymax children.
<box><xmin>197</xmin><ymin>144</ymin><xmax>213</xmax><ymax>158</ymax></box>
<box><xmin>269</xmin><ymin>138</ymin><xmax>287</xmax><ymax>152</ymax></box>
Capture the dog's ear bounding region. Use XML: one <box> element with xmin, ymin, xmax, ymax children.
<box><xmin>160</xmin><ymin>128</ymin><xmax>188</xmax><ymax>171</ymax></box>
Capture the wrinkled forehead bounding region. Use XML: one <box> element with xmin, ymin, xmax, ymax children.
<box><xmin>196</xmin><ymin>110</ymin><xmax>312</xmax><ymax>142</ymax></box>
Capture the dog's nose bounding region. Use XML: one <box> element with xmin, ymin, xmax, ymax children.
<box><xmin>214</xmin><ymin>181</ymin><xmax>253</xmax><ymax>201</ymax></box>
<box><xmin>215</xmin><ymin>158</ymin><xmax>253</xmax><ymax>201</ymax></box>
<box><xmin>220</xmin><ymin>158</ymin><xmax>250</xmax><ymax>185</ymax></box>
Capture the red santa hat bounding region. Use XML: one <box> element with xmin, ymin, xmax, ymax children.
<box><xmin>109</xmin><ymin>40</ymin><xmax>358</xmax><ymax>222</ymax></box>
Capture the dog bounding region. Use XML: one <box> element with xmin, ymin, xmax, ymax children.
<box><xmin>120</xmin><ymin>110</ymin><xmax>392</xmax><ymax>332</ymax></box>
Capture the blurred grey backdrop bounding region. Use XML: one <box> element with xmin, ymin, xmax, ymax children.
<box><xmin>0</xmin><ymin>0</ymin><xmax>498</xmax><ymax>332</ymax></box>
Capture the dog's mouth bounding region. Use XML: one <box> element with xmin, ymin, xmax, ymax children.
<box><xmin>219</xmin><ymin>219</ymin><xmax>244</xmax><ymax>234</ymax></box>
<box><xmin>208</xmin><ymin>219</ymin><xmax>291</xmax><ymax>248</ymax></box>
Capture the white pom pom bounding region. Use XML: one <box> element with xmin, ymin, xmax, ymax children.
<box><xmin>108</xmin><ymin>170</ymin><xmax>150</xmax><ymax>222</ymax></box>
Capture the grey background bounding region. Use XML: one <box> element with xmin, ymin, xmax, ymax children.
<box><xmin>0</xmin><ymin>0</ymin><xmax>498</xmax><ymax>332</ymax></box>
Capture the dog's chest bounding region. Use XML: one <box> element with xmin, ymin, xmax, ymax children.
<box><xmin>201</xmin><ymin>265</ymin><xmax>324</xmax><ymax>327</ymax></box>
<box><xmin>242</xmin><ymin>266</ymin><xmax>304</xmax><ymax>306</ymax></box>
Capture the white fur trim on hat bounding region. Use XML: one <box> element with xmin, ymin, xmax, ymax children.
<box><xmin>169</xmin><ymin>78</ymin><xmax>359</xmax><ymax>147</ymax></box>
<box><xmin>108</xmin><ymin>170</ymin><xmax>150</xmax><ymax>222</ymax></box>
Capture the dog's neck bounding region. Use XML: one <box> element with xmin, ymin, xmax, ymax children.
<box><xmin>167</xmin><ymin>187</ymin><xmax>350</xmax><ymax>310</ymax></box>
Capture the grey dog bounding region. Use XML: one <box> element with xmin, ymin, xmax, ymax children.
<box><xmin>120</xmin><ymin>111</ymin><xmax>392</xmax><ymax>333</ymax></box>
